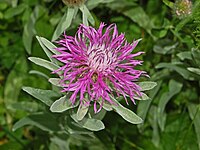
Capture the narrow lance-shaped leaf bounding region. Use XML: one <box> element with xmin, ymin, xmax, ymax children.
<box><xmin>177</xmin><ymin>51</ymin><xmax>192</xmax><ymax>61</ymax></box>
<box><xmin>71</xmin><ymin>114</ymin><xmax>105</xmax><ymax>131</ymax></box>
<box><xmin>29</xmin><ymin>70</ymin><xmax>49</xmax><ymax>79</ymax></box>
<box><xmin>36</xmin><ymin>36</ymin><xmax>60</xmax><ymax>64</ymax></box>
<box><xmin>111</xmin><ymin>96</ymin><xmax>143</xmax><ymax>124</ymax></box>
<box><xmin>4</xmin><ymin>4</ymin><xmax>26</xmax><ymax>19</ymax></box>
<box><xmin>22</xmin><ymin>87</ymin><xmax>61</xmax><ymax>106</ymax></box>
<box><xmin>79</xmin><ymin>4</ymin><xmax>95</xmax><ymax>26</ymax></box>
<box><xmin>49</xmin><ymin>78</ymin><xmax>62</xmax><ymax>87</ymax></box>
<box><xmin>156</xmin><ymin>62</ymin><xmax>196</xmax><ymax>80</ymax></box>
<box><xmin>138</xmin><ymin>81</ymin><xmax>157</xmax><ymax>91</ymax></box>
<box><xmin>192</xmin><ymin>48</ymin><xmax>200</xmax><ymax>66</ymax></box>
<box><xmin>133</xmin><ymin>92</ymin><xmax>150</xmax><ymax>101</ymax></box>
<box><xmin>52</xmin><ymin>8</ymin><xmax>75</xmax><ymax>41</ymax></box>
<box><xmin>76</xmin><ymin>102</ymin><xmax>89</xmax><ymax>121</ymax></box>
<box><xmin>28</xmin><ymin>57</ymin><xmax>59</xmax><ymax>71</ymax></box>
<box><xmin>157</xmin><ymin>79</ymin><xmax>183</xmax><ymax>131</ymax></box>
<box><xmin>187</xmin><ymin>67</ymin><xmax>200</xmax><ymax>76</ymax></box>
<box><xmin>87</xmin><ymin>0</ymin><xmax>114</xmax><ymax>9</ymax></box>
<box><xmin>23</xmin><ymin>6</ymin><xmax>44</xmax><ymax>54</ymax></box>
<box><xmin>137</xmin><ymin>81</ymin><xmax>162</xmax><ymax>132</ymax></box>
<box><xmin>50</xmin><ymin>95</ymin><xmax>79</xmax><ymax>112</ymax></box>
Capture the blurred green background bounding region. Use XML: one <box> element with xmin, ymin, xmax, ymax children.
<box><xmin>0</xmin><ymin>0</ymin><xmax>200</xmax><ymax>149</ymax></box>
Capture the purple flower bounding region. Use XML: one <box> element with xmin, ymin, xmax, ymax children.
<box><xmin>53</xmin><ymin>23</ymin><xmax>147</xmax><ymax>113</ymax></box>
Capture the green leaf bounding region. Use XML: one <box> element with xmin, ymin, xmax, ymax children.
<box><xmin>9</xmin><ymin>101</ymin><xmax>38</xmax><ymax>112</ymax></box>
<box><xmin>28</xmin><ymin>57</ymin><xmax>59</xmax><ymax>71</ymax></box>
<box><xmin>87</xmin><ymin>0</ymin><xmax>114</xmax><ymax>9</ymax></box>
<box><xmin>111</xmin><ymin>97</ymin><xmax>143</xmax><ymax>124</ymax></box>
<box><xmin>79</xmin><ymin>5</ymin><xmax>95</xmax><ymax>26</ymax></box>
<box><xmin>162</xmin><ymin>0</ymin><xmax>174</xmax><ymax>8</ymax></box>
<box><xmin>50</xmin><ymin>95</ymin><xmax>78</xmax><ymax>112</ymax></box>
<box><xmin>133</xmin><ymin>93</ymin><xmax>150</xmax><ymax>100</ymax></box>
<box><xmin>50</xmin><ymin>137</ymin><xmax>70</xmax><ymax>150</ymax></box>
<box><xmin>188</xmin><ymin>104</ymin><xmax>200</xmax><ymax>150</ymax></box>
<box><xmin>122</xmin><ymin>7</ymin><xmax>156</xmax><ymax>40</ymax></box>
<box><xmin>157</xmin><ymin>80</ymin><xmax>183</xmax><ymax>131</ymax></box>
<box><xmin>23</xmin><ymin>21</ymin><xmax>35</xmax><ymax>54</ymax></box>
<box><xmin>191</xmin><ymin>48</ymin><xmax>200</xmax><ymax>66</ymax></box>
<box><xmin>0</xmin><ymin>141</ymin><xmax>23</xmax><ymax>150</ymax></box>
<box><xmin>4</xmin><ymin>4</ymin><xmax>26</xmax><ymax>19</ymax></box>
<box><xmin>90</xmin><ymin>109</ymin><xmax>107</xmax><ymax>120</ymax></box>
<box><xmin>29</xmin><ymin>70</ymin><xmax>49</xmax><ymax>79</ymax></box>
<box><xmin>4</xmin><ymin>57</ymin><xmax>27</xmax><ymax>107</ymax></box>
<box><xmin>138</xmin><ymin>81</ymin><xmax>157</xmax><ymax>91</ymax></box>
<box><xmin>177</xmin><ymin>51</ymin><xmax>192</xmax><ymax>61</ymax></box>
<box><xmin>187</xmin><ymin>67</ymin><xmax>200</xmax><ymax>76</ymax></box>
<box><xmin>13</xmin><ymin>113</ymin><xmax>61</xmax><ymax>132</ymax></box>
<box><xmin>22</xmin><ymin>87</ymin><xmax>61</xmax><ymax>106</ymax></box>
<box><xmin>102</xmin><ymin>102</ymin><xmax>113</xmax><ymax>111</ymax></box>
<box><xmin>137</xmin><ymin>81</ymin><xmax>162</xmax><ymax>132</ymax></box>
<box><xmin>52</xmin><ymin>8</ymin><xmax>75</xmax><ymax>41</ymax></box>
<box><xmin>156</xmin><ymin>62</ymin><xmax>196</xmax><ymax>80</ymax></box>
<box><xmin>77</xmin><ymin>103</ymin><xmax>89</xmax><ymax>121</ymax></box>
<box><xmin>36</xmin><ymin>36</ymin><xmax>59</xmax><ymax>64</ymax></box>
<box><xmin>148</xmin><ymin>106</ymin><xmax>160</xmax><ymax>147</ymax></box>
<box><xmin>153</xmin><ymin>41</ymin><xmax>178</xmax><ymax>55</ymax></box>
<box><xmin>23</xmin><ymin>6</ymin><xmax>44</xmax><ymax>54</ymax></box>
<box><xmin>49</xmin><ymin>78</ymin><xmax>62</xmax><ymax>87</ymax></box>
<box><xmin>71</xmin><ymin>114</ymin><xmax>105</xmax><ymax>131</ymax></box>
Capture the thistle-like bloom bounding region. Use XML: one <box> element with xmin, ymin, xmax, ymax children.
<box><xmin>53</xmin><ymin>23</ymin><xmax>147</xmax><ymax>113</ymax></box>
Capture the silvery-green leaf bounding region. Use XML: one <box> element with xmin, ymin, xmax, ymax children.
<box><xmin>71</xmin><ymin>114</ymin><xmax>105</xmax><ymax>131</ymax></box>
<box><xmin>102</xmin><ymin>101</ymin><xmax>113</xmax><ymax>111</ymax></box>
<box><xmin>77</xmin><ymin>103</ymin><xmax>89</xmax><ymax>121</ymax></box>
<box><xmin>36</xmin><ymin>36</ymin><xmax>59</xmax><ymax>64</ymax></box>
<box><xmin>22</xmin><ymin>87</ymin><xmax>61</xmax><ymax>106</ymax></box>
<box><xmin>112</xmin><ymin>104</ymin><xmax>143</xmax><ymax>124</ymax></box>
<box><xmin>187</xmin><ymin>67</ymin><xmax>200</xmax><ymax>76</ymax></box>
<box><xmin>79</xmin><ymin>4</ymin><xmax>95</xmax><ymax>26</ymax></box>
<box><xmin>50</xmin><ymin>95</ymin><xmax>78</xmax><ymax>113</ymax></box>
<box><xmin>49</xmin><ymin>78</ymin><xmax>62</xmax><ymax>87</ymax></box>
<box><xmin>133</xmin><ymin>93</ymin><xmax>150</xmax><ymax>100</ymax></box>
<box><xmin>29</xmin><ymin>70</ymin><xmax>49</xmax><ymax>79</ymax></box>
<box><xmin>111</xmin><ymin>96</ymin><xmax>143</xmax><ymax>124</ymax></box>
<box><xmin>138</xmin><ymin>81</ymin><xmax>157</xmax><ymax>91</ymax></box>
<box><xmin>36</xmin><ymin>36</ymin><xmax>59</xmax><ymax>54</ymax></box>
<box><xmin>90</xmin><ymin>108</ymin><xmax>107</xmax><ymax>120</ymax></box>
<box><xmin>177</xmin><ymin>51</ymin><xmax>192</xmax><ymax>61</ymax></box>
<box><xmin>28</xmin><ymin>57</ymin><xmax>59</xmax><ymax>71</ymax></box>
<box><xmin>52</xmin><ymin>8</ymin><xmax>75</xmax><ymax>41</ymax></box>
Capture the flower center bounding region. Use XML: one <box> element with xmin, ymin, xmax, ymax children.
<box><xmin>87</xmin><ymin>44</ymin><xmax>116</xmax><ymax>72</ymax></box>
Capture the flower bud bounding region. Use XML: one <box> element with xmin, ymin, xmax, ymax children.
<box><xmin>62</xmin><ymin>0</ymin><xmax>86</xmax><ymax>7</ymax></box>
<box><xmin>173</xmin><ymin>0</ymin><xmax>192</xmax><ymax>19</ymax></box>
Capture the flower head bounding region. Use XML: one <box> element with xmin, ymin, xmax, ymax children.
<box><xmin>53</xmin><ymin>23</ymin><xmax>147</xmax><ymax>113</ymax></box>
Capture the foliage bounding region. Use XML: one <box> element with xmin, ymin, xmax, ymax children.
<box><xmin>0</xmin><ymin>0</ymin><xmax>200</xmax><ymax>149</ymax></box>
